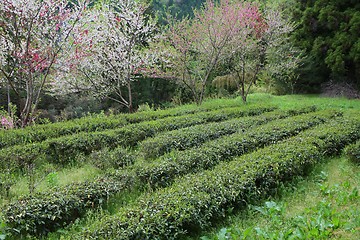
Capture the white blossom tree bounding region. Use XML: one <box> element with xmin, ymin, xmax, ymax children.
<box><xmin>261</xmin><ymin>8</ymin><xmax>303</xmax><ymax>94</ymax></box>
<box><xmin>54</xmin><ymin>0</ymin><xmax>158</xmax><ymax>112</ymax></box>
<box><xmin>0</xmin><ymin>0</ymin><xmax>87</xmax><ymax>126</ymax></box>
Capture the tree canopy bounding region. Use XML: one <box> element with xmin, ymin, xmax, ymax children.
<box><xmin>293</xmin><ymin>0</ymin><xmax>360</xmax><ymax>91</ymax></box>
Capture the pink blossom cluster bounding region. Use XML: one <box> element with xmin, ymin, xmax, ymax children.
<box><xmin>1</xmin><ymin>116</ymin><xmax>14</xmax><ymax>129</ymax></box>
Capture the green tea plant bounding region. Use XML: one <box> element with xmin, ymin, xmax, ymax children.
<box><xmin>76</xmin><ymin>115</ymin><xmax>360</xmax><ymax>239</ymax></box>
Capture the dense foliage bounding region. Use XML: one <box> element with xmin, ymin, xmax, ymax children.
<box><xmin>293</xmin><ymin>0</ymin><xmax>360</xmax><ymax>92</ymax></box>
<box><xmin>81</xmin><ymin>113</ymin><xmax>360</xmax><ymax>239</ymax></box>
<box><xmin>0</xmin><ymin>95</ymin><xmax>359</xmax><ymax>239</ymax></box>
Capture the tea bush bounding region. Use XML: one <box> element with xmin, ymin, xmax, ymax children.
<box><xmin>45</xmin><ymin>105</ymin><xmax>275</xmax><ymax>163</ymax></box>
<box><xmin>1</xmin><ymin>110</ymin><xmax>335</xmax><ymax>235</ymax></box>
<box><xmin>139</xmin><ymin>106</ymin><xmax>316</xmax><ymax>159</ymax></box>
<box><xmin>135</xmin><ymin>110</ymin><xmax>339</xmax><ymax>188</ymax></box>
<box><xmin>82</xmin><ymin>114</ymin><xmax>360</xmax><ymax>239</ymax></box>
<box><xmin>0</xmin><ymin>105</ymin><xmax>273</xmax><ymax>173</ymax></box>
<box><xmin>4</xmin><ymin>177</ymin><xmax>130</xmax><ymax>236</ymax></box>
<box><xmin>0</xmin><ymin>101</ymin><xmax>246</xmax><ymax>149</ymax></box>
<box><xmin>344</xmin><ymin>140</ymin><xmax>360</xmax><ymax>164</ymax></box>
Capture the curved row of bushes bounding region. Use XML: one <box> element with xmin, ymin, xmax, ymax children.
<box><xmin>132</xmin><ymin>109</ymin><xmax>339</xmax><ymax>188</ymax></box>
<box><xmin>0</xmin><ymin>105</ymin><xmax>274</xmax><ymax>172</ymax></box>
<box><xmin>81</xmin><ymin>113</ymin><xmax>360</xmax><ymax>239</ymax></box>
<box><xmin>4</xmin><ymin>177</ymin><xmax>128</xmax><ymax>237</ymax></box>
<box><xmin>2</xmin><ymin>109</ymin><xmax>335</xmax><ymax>236</ymax></box>
<box><xmin>139</xmin><ymin>106</ymin><xmax>316</xmax><ymax>159</ymax></box>
<box><xmin>0</xmin><ymin>100</ymin><xmax>246</xmax><ymax>149</ymax></box>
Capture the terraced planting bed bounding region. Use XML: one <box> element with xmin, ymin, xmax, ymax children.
<box><xmin>0</xmin><ymin>94</ymin><xmax>359</xmax><ymax>239</ymax></box>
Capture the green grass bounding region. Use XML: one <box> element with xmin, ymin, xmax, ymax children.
<box><xmin>0</xmin><ymin>94</ymin><xmax>359</xmax><ymax>239</ymax></box>
<box><xmin>198</xmin><ymin>156</ymin><xmax>360</xmax><ymax>240</ymax></box>
<box><xmin>247</xmin><ymin>93</ymin><xmax>360</xmax><ymax>110</ymax></box>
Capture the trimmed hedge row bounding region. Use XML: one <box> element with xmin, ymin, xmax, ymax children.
<box><xmin>133</xmin><ymin>110</ymin><xmax>339</xmax><ymax>188</ymax></box>
<box><xmin>82</xmin><ymin>113</ymin><xmax>360</xmax><ymax>239</ymax></box>
<box><xmin>0</xmin><ymin>105</ymin><xmax>275</xmax><ymax>172</ymax></box>
<box><xmin>0</xmin><ymin>115</ymin><xmax>126</xmax><ymax>150</ymax></box>
<box><xmin>1</xmin><ymin>107</ymin><xmax>322</xmax><ymax>236</ymax></box>
<box><xmin>139</xmin><ymin>106</ymin><xmax>317</xmax><ymax>159</ymax></box>
<box><xmin>0</xmin><ymin>101</ymin><xmax>246</xmax><ymax>149</ymax></box>
<box><xmin>47</xmin><ymin>105</ymin><xmax>275</xmax><ymax>160</ymax></box>
<box><xmin>4</xmin><ymin>177</ymin><xmax>131</xmax><ymax>236</ymax></box>
<box><xmin>344</xmin><ymin>140</ymin><xmax>360</xmax><ymax>164</ymax></box>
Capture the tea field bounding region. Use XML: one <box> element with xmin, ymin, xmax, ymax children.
<box><xmin>0</xmin><ymin>94</ymin><xmax>359</xmax><ymax>239</ymax></box>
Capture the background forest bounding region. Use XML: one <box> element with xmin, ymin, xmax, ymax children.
<box><xmin>0</xmin><ymin>0</ymin><xmax>359</xmax><ymax>127</ymax></box>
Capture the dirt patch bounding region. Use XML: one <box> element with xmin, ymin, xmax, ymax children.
<box><xmin>321</xmin><ymin>81</ymin><xmax>360</xmax><ymax>99</ymax></box>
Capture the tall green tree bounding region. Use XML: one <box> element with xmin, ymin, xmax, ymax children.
<box><xmin>294</xmin><ymin>0</ymin><xmax>360</xmax><ymax>92</ymax></box>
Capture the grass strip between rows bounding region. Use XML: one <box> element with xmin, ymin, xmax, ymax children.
<box><xmin>80</xmin><ymin>113</ymin><xmax>360</xmax><ymax>239</ymax></box>
<box><xmin>3</xmin><ymin>108</ymin><xmax>332</xmax><ymax>236</ymax></box>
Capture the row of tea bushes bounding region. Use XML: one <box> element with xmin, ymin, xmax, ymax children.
<box><xmin>45</xmin><ymin>105</ymin><xmax>275</xmax><ymax>163</ymax></box>
<box><xmin>344</xmin><ymin>140</ymin><xmax>360</xmax><ymax>164</ymax></box>
<box><xmin>0</xmin><ymin>115</ymin><xmax>126</xmax><ymax>149</ymax></box>
<box><xmin>132</xmin><ymin>110</ymin><xmax>340</xmax><ymax>188</ymax></box>
<box><xmin>4</xmin><ymin>177</ymin><xmax>130</xmax><ymax>236</ymax></box>
<box><xmin>81</xmin><ymin>114</ymin><xmax>360</xmax><ymax>239</ymax></box>
<box><xmin>0</xmin><ymin>100</ymin><xmax>247</xmax><ymax>149</ymax></box>
<box><xmin>2</xmin><ymin>110</ymin><xmax>334</xmax><ymax>235</ymax></box>
<box><xmin>139</xmin><ymin>106</ymin><xmax>317</xmax><ymax>159</ymax></box>
<box><xmin>0</xmin><ymin>105</ymin><xmax>275</xmax><ymax>173</ymax></box>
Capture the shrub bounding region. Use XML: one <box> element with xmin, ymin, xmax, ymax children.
<box><xmin>134</xmin><ymin>110</ymin><xmax>339</xmax><ymax>188</ymax></box>
<box><xmin>139</xmin><ymin>106</ymin><xmax>316</xmax><ymax>159</ymax></box>
<box><xmin>82</xmin><ymin>114</ymin><xmax>360</xmax><ymax>239</ymax></box>
<box><xmin>89</xmin><ymin>147</ymin><xmax>136</xmax><ymax>170</ymax></box>
<box><xmin>344</xmin><ymin>140</ymin><xmax>360</xmax><ymax>164</ymax></box>
<box><xmin>44</xmin><ymin>105</ymin><xmax>275</xmax><ymax>164</ymax></box>
<box><xmin>0</xmin><ymin>100</ymin><xmax>245</xmax><ymax>149</ymax></box>
<box><xmin>2</xmin><ymin>111</ymin><xmax>352</xmax><ymax>237</ymax></box>
<box><xmin>4</xmin><ymin>177</ymin><xmax>130</xmax><ymax>236</ymax></box>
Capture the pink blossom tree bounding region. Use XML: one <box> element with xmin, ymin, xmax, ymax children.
<box><xmin>0</xmin><ymin>0</ymin><xmax>87</xmax><ymax>126</ymax></box>
<box><xmin>167</xmin><ymin>0</ymin><xmax>247</xmax><ymax>105</ymax></box>
<box><xmin>54</xmin><ymin>0</ymin><xmax>159</xmax><ymax>113</ymax></box>
<box><xmin>220</xmin><ymin>2</ymin><xmax>267</xmax><ymax>103</ymax></box>
<box><xmin>168</xmin><ymin>0</ymin><xmax>302</xmax><ymax>103</ymax></box>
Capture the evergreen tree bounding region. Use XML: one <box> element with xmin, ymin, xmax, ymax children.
<box><xmin>294</xmin><ymin>0</ymin><xmax>360</xmax><ymax>92</ymax></box>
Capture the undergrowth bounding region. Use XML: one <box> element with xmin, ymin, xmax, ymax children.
<box><xmin>199</xmin><ymin>156</ymin><xmax>360</xmax><ymax>240</ymax></box>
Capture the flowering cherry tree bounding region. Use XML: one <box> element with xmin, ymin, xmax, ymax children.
<box><xmin>168</xmin><ymin>0</ymin><xmax>302</xmax><ymax>103</ymax></box>
<box><xmin>167</xmin><ymin>0</ymin><xmax>247</xmax><ymax>105</ymax></box>
<box><xmin>54</xmin><ymin>0</ymin><xmax>158</xmax><ymax>113</ymax></box>
<box><xmin>261</xmin><ymin>8</ymin><xmax>303</xmax><ymax>94</ymax></box>
<box><xmin>0</xmin><ymin>0</ymin><xmax>87</xmax><ymax>126</ymax></box>
<box><xmin>224</xmin><ymin>4</ymin><xmax>302</xmax><ymax>101</ymax></box>
<box><xmin>220</xmin><ymin>2</ymin><xmax>267</xmax><ymax>103</ymax></box>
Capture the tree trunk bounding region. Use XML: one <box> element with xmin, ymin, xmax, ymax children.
<box><xmin>127</xmin><ymin>82</ymin><xmax>133</xmax><ymax>113</ymax></box>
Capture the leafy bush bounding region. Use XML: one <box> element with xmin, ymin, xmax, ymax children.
<box><xmin>0</xmin><ymin>105</ymin><xmax>273</xmax><ymax>174</ymax></box>
<box><xmin>344</xmin><ymin>140</ymin><xmax>360</xmax><ymax>164</ymax></box>
<box><xmin>2</xmin><ymin>106</ymin><xmax>318</xmax><ymax>234</ymax></box>
<box><xmin>0</xmin><ymin>100</ymin><xmax>245</xmax><ymax>149</ymax></box>
<box><xmin>82</xmin><ymin>114</ymin><xmax>360</xmax><ymax>239</ymax></box>
<box><xmin>89</xmin><ymin>147</ymin><xmax>136</xmax><ymax>170</ymax></box>
<box><xmin>4</xmin><ymin>110</ymin><xmax>357</xmax><ymax>237</ymax></box>
<box><xmin>0</xmin><ymin>142</ymin><xmax>48</xmax><ymax>174</ymax></box>
<box><xmin>4</xmin><ymin>177</ymin><xmax>129</xmax><ymax>236</ymax></box>
<box><xmin>43</xmin><ymin>105</ymin><xmax>275</xmax><ymax>164</ymax></box>
<box><xmin>134</xmin><ymin>110</ymin><xmax>339</xmax><ymax>188</ymax></box>
<box><xmin>139</xmin><ymin>106</ymin><xmax>316</xmax><ymax>159</ymax></box>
